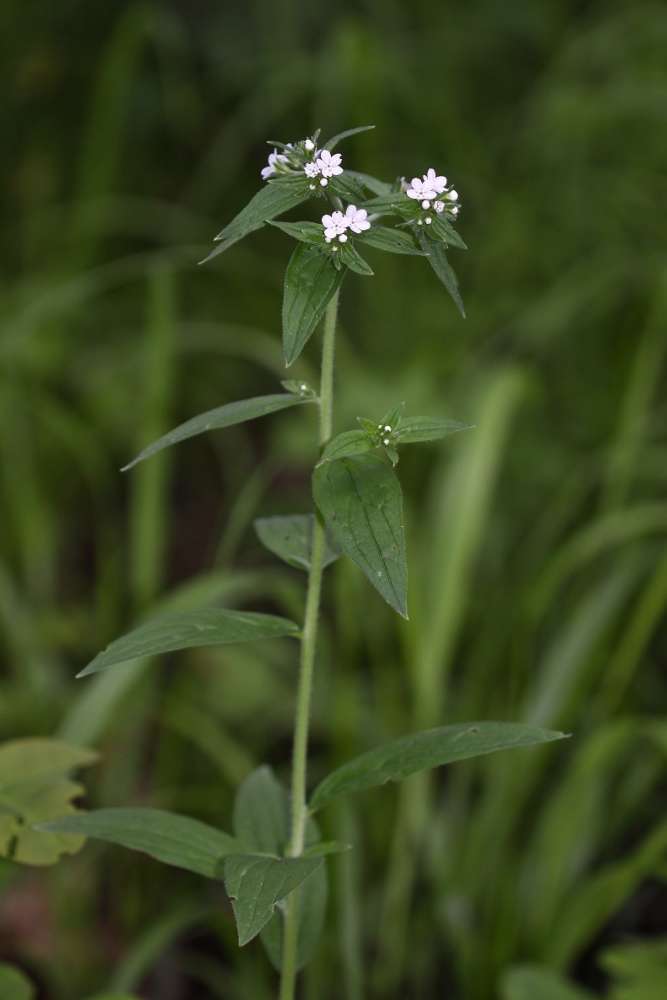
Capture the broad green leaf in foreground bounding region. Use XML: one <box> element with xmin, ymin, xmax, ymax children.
<box><xmin>0</xmin><ymin>739</ymin><xmax>98</xmax><ymax>866</ymax></box>
<box><xmin>282</xmin><ymin>243</ymin><xmax>345</xmax><ymax>366</ymax></box>
<box><xmin>313</xmin><ymin>454</ymin><xmax>408</xmax><ymax>618</ymax></box>
<box><xmin>355</xmin><ymin>226</ymin><xmax>424</xmax><ymax>255</ymax></box>
<box><xmin>0</xmin><ymin>963</ymin><xmax>36</xmax><ymax>1000</ymax></box>
<box><xmin>224</xmin><ymin>853</ymin><xmax>323</xmax><ymax>945</ymax></box>
<box><xmin>316</xmin><ymin>430</ymin><xmax>374</xmax><ymax>466</ymax></box>
<box><xmin>417</xmin><ymin>230</ymin><xmax>466</xmax><ymax>316</ymax></box>
<box><xmin>123</xmin><ymin>393</ymin><xmax>315</xmax><ymax>470</ymax></box>
<box><xmin>39</xmin><ymin>807</ymin><xmax>240</xmax><ymax>878</ymax></box>
<box><xmin>78</xmin><ymin>609</ymin><xmax>301</xmax><ymax>676</ymax></box>
<box><xmin>310</xmin><ymin>722</ymin><xmax>567</xmax><ymax>808</ymax></box>
<box><xmin>254</xmin><ymin>514</ymin><xmax>342</xmax><ymax>571</ymax></box>
<box><xmin>201</xmin><ymin>174</ymin><xmax>311</xmax><ymax>263</ymax></box>
<box><xmin>500</xmin><ymin>965</ymin><xmax>593</xmax><ymax>1000</ymax></box>
<box><xmin>395</xmin><ymin>415</ymin><xmax>471</xmax><ymax>443</ymax></box>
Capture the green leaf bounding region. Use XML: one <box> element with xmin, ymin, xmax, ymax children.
<box><xmin>201</xmin><ymin>174</ymin><xmax>311</xmax><ymax>262</ymax></box>
<box><xmin>281</xmin><ymin>379</ymin><xmax>317</xmax><ymax>398</ymax></box>
<box><xmin>233</xmin><ymin>766</ymin><xmax>289</xmax><ymax>856</ymax></box>
<box><xmin>269</xmin><ymin>220</ymin><xmax>325</xmax><ymax>245</ymax></box>
<box><xmin>326</xmin><ymin>172</ymin><xmax>368</xmax><ymax>204</ymax></box>
<box><xmin>357</xmin><ymin>416</ymin><xmax>378</xmax><ymax>435</ymax></box>
<box><xmin>310</xmin><ymin>722</ymin><xmax>568</xmax><ymax>808</ymax></box>
<box><xmin>0</xmin><ymin>963</ymin><xmax>36</xmax><ymax>1000</ymax></box>
<box><xmin>500</xmin><ymin>966</ymin><xmax>593</xmax><ymax>1000</ymax></box>
<box><xmin>355</xmin><ymin>226</ymin><xmax>424</xmax><ymax>255</ymax></box>
<box><xmin>345</xmin><ymin>170</ymin><xmax>392</xmax><ymax>196</ymax></box>
<box><xmin>312</xmin><ymin>454</ymin><xmax>408</xmax><ymax>618</ymax></box>
<box><xmin>383</xmin><ymin>444</ymin><xmax>399</xmax><ymax>466</ymax></box>
<box><xmin>282</xmin><ymin>243</ymin><xmax>345</xmax><ymax>366</ymax></box>
<box><xmin>0</xmin><ymin>739</ymin><xmax>98</xmax><ymax>866</ymax></box>
<box><xmin>360</xmin><ymin>193</ymin><xmax>412</xmax><ymax>217</ymax></box>
<box><xmin>123</xmin><ymin>393</ymin><xmax>315</xmax><ymax>470</ymax></box>
<box><xmin>430</xmin><ymin>213</ymin><xmax>467</xmax><ymax>249</ymax></box>
<box><xmin>323</xmin><ymin>125</ymin><xmax>375</xmax><ymax>151</ymax></box>
<box><xmin>602</xmin><ymin>938</ymin><xmax>667</xmax><ymax>1000</ymax></box>
<box><xmin>380</xmin><ymin>402</ymin><xmax>405</xmax><ymax>429</ymax></box>
<box><xmin>39</xmin><ymin>807</ymin><xmax>240</xmax><ymax>878</ymax></box>
<box><xmin>223</xmin><ymin>853</ymin><xmax>323</xmax><ymax>945</ymax></box>
<box><xmin>77</xmin><ymin>609</ymin><xmax>301</xmax><ymax>676</ymax></box>
<box><xmin>417</xmin><ymin>231</ymin><xmax>466</xmax><ymax>317</ymax></box>
<box><xmin>338</xmin><ymin>242</ymin><xmax>374</xmax><ymax>276</ymax></box>
<box><xmin>316</xmin><ymin>430</ymin><xmax>374</xmax><ymax>466</ymax></box>
<box><xmin>301</xmin><ymin>841</ymin><xmax>351</xmax><ymax>857</ymax></box>
<box><xmin>254</xmin><ymin>514</ymin><xmax>342</xmax><ymax>571</ymax></box>
<box><xmin>395</xmin><ymin>415</ymin><xmax>472</xmax><ymax>443</ymax></box>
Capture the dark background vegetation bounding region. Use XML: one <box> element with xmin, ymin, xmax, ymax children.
<box><xmin>1</xmin><ymin>0</ymin><xmax>666</xmax><ymax>997</ymax></box>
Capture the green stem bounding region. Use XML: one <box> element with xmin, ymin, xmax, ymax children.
<box><xmin>279</xmin><ymin>289</ymin><xmax>340</xmax><ymax>1000</ymax></box>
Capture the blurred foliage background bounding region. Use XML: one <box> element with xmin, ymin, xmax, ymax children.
<box><xmin>1</xmin><ymin>0</ymin><xmax>666</xmax><ymax>997</ymax></box>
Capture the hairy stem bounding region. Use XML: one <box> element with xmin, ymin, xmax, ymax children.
<box><xmin>279</xmin><ymin>289</ymin><xmax>340</xmax><ymax>1000</ymax></box>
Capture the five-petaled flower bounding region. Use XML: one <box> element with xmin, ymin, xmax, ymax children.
<box><xmin>304</xmin><ymin>162</ymin><xmax>320</xmax><ymax>178</ymax></box>
<box><xmin>406</xmin><ymin>176</ymin><xmax>436</xmax><ymax>202</ymax></box>
<box><xmin>261</xmin><ymin>149</ymin><xmax>289</xmax><ymax>180</ymax></box>
<box><xmin>316</xmin><ymin>150</ymin><xmax>344</xmax><ymax>178</ymax></box>
<box><xmin>423</xmin><ymin>168</ymin><xmax>448</xmax><ymax>193</ymax></box>
<box><xmin>344</xmin><ymin>205</ymin><xmax>371</xmax><ymax>233</ymax></box>
<box><xmin>322</xmin><ymin>211</ymin><xmax>349</xmax><ymax>242</ymax></box>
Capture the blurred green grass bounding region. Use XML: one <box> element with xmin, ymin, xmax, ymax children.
<box><xmin>1</xmin><ymin>0</ymin><xmax>666</xmax><ymax>997</ymax></box>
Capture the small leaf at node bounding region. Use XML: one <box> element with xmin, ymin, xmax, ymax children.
<box><xmin>394</xmin><ymin>415</ymin><xmax>472</xmax><ymax>443</ymax></box>
<box><xmin>223</xmin><ymin>853</ymin><xmax>323</xmax><ymax>946</ymax></box>
<box><xmin>380</xmin><ymin>402</ymin><xmax>405</xmax><ymax>429</ymax></box>
<box><xmin>254</xmin><ymin>514</ymin><xmax>342</xmax><ymax>571</ymax></box>
<box><xmin>283</xmin><ymin>244</ymin><xmax>345</xmax><ymax>366</ymax></box>
<box><xmin>345</xmin><ymin>170</ymin><xmax>393</xmax><ymax>196</ymax></box>
<box><xmin>313</xmin><ymin>455</ymin><xmax>408</xmax><ymax>618</ymax></box>
<box><xmin>281</xmin><ymin>379</ymin><xmax>317</xmax><ymax>398</ymax></box>
<box><xmin>269</xmin><ymin>220</ymin><xmax>325</xmax><ymax>245</ymax></box>
<box><xmin>322</xmin><ymin>125</ymin><xmax>375</xmax><ymax>151</ymax></box>
<box><xmin>0</xmin><ymin>739</ymin><xmax>98</xmax><ymax>866</ymax></box>
<box><xmin>327</xmin><ymin>173</ymin><xmax>368</xmax><ymax>204</ymax></box>
<box><xmin>316</xmin><ymin>430</ymin><xmax>375</xmax><ymax>466</ymax></box>
<box><xmin>123</xmin><ymin>393</ymin><xmax>315</xmax><ymax>470</ymax></box>
<box><xmin>310</xmin><ymin>722</ymin><xmax>568</xmax><ymax>808</ymax></box>
<box><xmin>77</xmin><ymin>609</ymin><xmax>301</xmax><ymax>676</ymax></box>
<box><xmin>338</xmin><ymin>242</ymin><xmax>374</xmax><ymax>276</ymax></box>
<box><xmin>417</xmin><ymin>231</ymin><xmax>466</xmax><ymax>317</ymax></box>
<box><xmin>301</xmin><ymin>841</ymin><xmax>351</xmax><ymax>857</ymax></box>
<box><xmin>355</xmin><ymin>226</ymin><xmax>424</xmax><ymax>255</ymax></box>
<box><xmin>202</xmin><ymin>175</ymin><xmax>312</xmax><ymax>262</ymax></box>
<box><xmin>360</xmin><ymin>193</ymin><xmax>412</xmax><ymax>217</ymax></box>
<box><xmin>39</xmin><ymin>807</ymin><xmax>241</xmax><ymax>878</ymax></box>
<box><xmin>430</xmin><ymin>213</ymin><xmax>467</xmax><ymax>249</ymax></box>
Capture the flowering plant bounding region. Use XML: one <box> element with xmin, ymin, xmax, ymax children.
<box><xmin>42</xmin><ymin>126</ymin><xmax>565</xmax><ymax>999</ymax></box>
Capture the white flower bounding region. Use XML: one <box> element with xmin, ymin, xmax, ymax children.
<box><xmin>434</xmin><ymin>200</ymin><xmax>445</xmax><ymax>213</ymax></box>
<box><xmin>316</xmin><ymin>150</ymin><xmax>344</xmax><ymax>177</ymax></box>
<box><xmin>261</xmin><ymin>149</ymin><xmax>288</xmax><ymax>180</ymax></box>
<box><xmin>338</xmin><ymin>233</ymin><xmax>348</xmax><ymax>243</ymax></box>
<box><xmin>451</xmin><ymin>206</ymin><xmax>460</xmax><ymax>215</ymax></box>
<box><xmin>322</xmin><ymin>210</ymin><xmax>348</xmax><ymax>241</ymax></box>
<box><xmin>447</xmin><ymin>189</ymin><xmax>459</xmax><ymax>201</ymax></box>
<box><xmin>344</xmin><ymin>205</ymin><xmax>371</xmax><ymax>233</ymax></box>
<box><xmin>304</xmin><ymin>162</ymin><xmax>320</xmax><ymax>178</ymax></box>
<box><xmin>406</xmin><ymin>177</ymin><xmax>437</xmax><ymax>201</ymax></box>
<box><xmin>304</xmin><ymin>139</ymin><xmax>315</xmax><ymax>151</ymax></box>
<box><xmin>424</xmin><ymin>168</ymin><xmax>448</xmax><ymax>193</ymax></box>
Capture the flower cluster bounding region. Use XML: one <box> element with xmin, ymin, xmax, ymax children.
<box><xmin>260</xmin><ymin>136</ymin><xmax>345</xmax><ymax>190</ymax></box>
<box><xmin>322</xmin><ymin>205</ymin><xmax>371</xmax><ymax>244</ymax></box>
<box><xmin>404</xmin><ymin>168</ymin><xmax>460</xmax><ymax>225</ymax></box>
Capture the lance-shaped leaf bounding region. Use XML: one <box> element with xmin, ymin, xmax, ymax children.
<box><xmin>395</xmin><ymin>415</ymin><xmax>472</xmax><ymax>443</ymax></box>
<box><xmin>316</xmin><ymin>430</ymin><xmax>374</xmax><ymax>466</ymax></box>
<box><xmin>338</xmin><ymin>242</ymin><xmax>374</xmax><ymax>276</ymax></box>
<box><xmin>417</xmin><ymin>231</ymin><xmax>465</xmax><ymax>317</ymax></box>
<box><xmin>430</xmin><ymin>213</ymin><xmax>467</xmax><ymax>249</ymax></box>
<box><xmin>283</xmin><ymin>243</ymin><xmax>345</xmax><ymax>366</ymax></box>
<box><xmin>313</xmin><ymin>455</ymin><xmax>408</xmax><ymax>618</ymax></box>
<box><xmin>355</xmin><ymin>226</ymin><xmax>424</xmax><ymax>255</ymax></box>
<box><xmin>201</xmin><ymin>175</ymin><xmax>311</xmax><ymax>263</ymax></box>
<box><xmin>223</xmin><ymin>853</ymin><xmax>323</xmax><ymax>945</ymax></box>
<box><xmin>77</xmin><ymin>609</ymin><xmax>301</xmax><ymax>676</ymax></box>
<box><xmin>327</xmin><ymin>172</ymin><xmax>368</xmax><ymax>204</ymax></box>
<box><xmin>123</xmin><ymin>393</ymin><xmax>315</xmax><ymax>470</ymax></box>
<box><xmin>323</xmin><ymin>125</ymin><xmax>375</xmax><ymax>151</ymax></box>
<box><xmin>310</xmin><ymin>722</ymin><xmax>568</xmax><ymax>808</ymax></box>
<box><xmin>39</xmin><ymin>807</ymin><xmax>240</xmax><ymax>878</ymax></box>
<box><xmin>0</xmin><ymin>739</ymin><xmax>98</xmax><ymax>866</ymax></box>
<box><xmin>345</xmin><ymin>170</ymin><xmax>393</xmax><ymax>196</ymax></box>
<box><xmin>269</xmin><ymin>220</ymin><xmax>325</xmax><ymax>246</ymax></box>
<box><xmin>0</xmin><ymin>965</ymin><xmax>35</xmax><ymax>1000</ymax></box>
<box><xmin>360</xmin><ymin>193</ymin><xmax>412</xmax><ymax>217</ymax></box>
<box><xmin>254</xmin><ymin>514</ymin><xmax>342</xmax><ymax>571</ymax></box>
<box><xmin>301</xmin><ymin>841</ymin><xmax>351</xmax><ymax>857</ymax></box>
